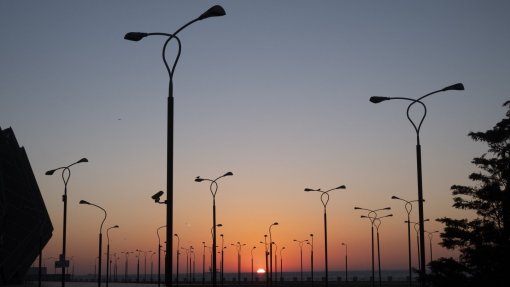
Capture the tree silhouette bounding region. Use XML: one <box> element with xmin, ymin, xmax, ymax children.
<box><xmin>431</xmin><ymin>101</ymin><xmax>509</xmax><ymax>286</ymax></box>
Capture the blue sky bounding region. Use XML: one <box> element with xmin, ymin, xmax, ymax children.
<box><xmin>2</xmin><ymin>0</ymin><xmax>509</xmax><ymax>273</ymax></box>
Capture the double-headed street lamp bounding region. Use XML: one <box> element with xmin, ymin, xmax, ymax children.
<box><xmin>106</xmin><ymin>225</ymin><xmax>119</xmax><ymax>287</ymax></box>
<box><xmin>195</xmin><ymin>172</ymin><xmax>233</xmax><ymax>286</ymax></box>
<box><xmin>370</xmin><ymin>82</ymin><xmax>464</xmax><ymax>285</ymax></box>
<box><xmin>406</xmin><ymin>219</ymin><xmax>430</xmax><ymax>273</ymax></box>
<box><xmin>426</xmin><ymin>230</ymin><xmax>439</xmax><ymax>264</ymax></box>
<box><xmin>293</xmin><ymin>239</ymin><xmax>308</xmax><ymax>282</ymax></box>
<box><xmin>79</xmin><ymin>200</ymin><xmax>107</xmax><ymax>287</ymax></box>
<box><xmin>355</xmin><ymin>206</ymin><xmax>391</xmax><ymax>287</ymax></box>
<box><xmin>279</xmin><ymin>246</ymin><xmax>285</xmax><ymax>281</ymax></box>
<box><xmin>268</xmin><ymin>222</ymin><xmax>279</xmax><ymax>285</ymax></box>
<box><xmin>231</xmin><ymin>242</ymin><xmax>246</xmax><ymax>283</ymax></box>
<box><xmin>391</xmin><ymin>195</ymin><xmax>418</xmax><ymax>287</ymax></box>
<box><xmin>305</xmin><ymin>185</ymin><xmax>346</xmax><ymax>286</ymax></box>
<box><xmin>46</xmin><ymin>158</ymin><xmax>88</xmax><ymax>287</ymax></box>
<box><xmin>372</xmin><ymin>214</ymin><xmax>393</xmax><ymax>287</ymax></box>
<box><xmin>124</xmin><ymin>6</ymin><xmax>226</xmax><ymax>286</ymax></box>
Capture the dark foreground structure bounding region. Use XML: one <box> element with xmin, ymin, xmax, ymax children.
<box><xmin>0</xmin><ymin>126</ymin><xmax>53</xmax><ymax>284</ymax></box>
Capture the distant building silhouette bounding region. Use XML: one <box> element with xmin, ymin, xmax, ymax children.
<box><xmin>0</xmin><ymin>126</ymin><xmax>53</xmax><ymax>284</ymax></box>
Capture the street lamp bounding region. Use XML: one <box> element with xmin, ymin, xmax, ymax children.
<box><xmin>251</xmin><ymin>246</ymin><xmax>256</xmax><ymax>283</ymax></box>
<box><xmin>106</xmin><ymin>225</ymin><xmax>119</xmax><ymax>287</ymax></box>
<box><xmin>426</xmin><ymin>231</ymin><xmax>439</xmax><ymax>265</ymax></box>
<box><xmin>305</xmin><ymin>185</ymin><xmax>346</xmax><ymax>286</ymax></box>
<box><xmin>341</xmin><ymin>243</ymin><xmax>347</xmax><ymax>282</ymax></box>
<box><xmin>391</xmin><ymin>195</ymin><xmax>418</xmax><ymax>286</ymax></box>
<box><xmin>293</xmin><ymin>239</ymin><xmax>308</xmax><ymax>282</ymax></box>
<box><xmin>195</xmin><ymin>172</ymin><xmax>233</xmax><ymax>286</ymax></box>
<box><xmin>46</xmin><ymin>157</ymin><xmax>88</xmax><ymax>287</ymax></box>
<box><xmin>372</xmin><ymin>214</ymin><xmax>393</xmax><ymax>287</ymax></box>
<box><xmin>279</xmin><ymin>247</ymin><xmax>285</xmax><ymax>282</ymax></box>
<box><xmin>307</xmin><ymin>234</ymin><xmax>314</xmax><ymax>285</ymax></box>
<box><xmin>260</xmin><ymin>235</ymin><xmax>269</xmax><ymax>284</ymax></box>
<box><xmin>354</xmin><ymin>206</ymin><xmax>391</xmax><ymax>287</ymax></box>
<box><xmin>121</xmin><ymin>251</ymin><xmax>132</xmax><ymax>282</ymax></box>
<box><xmin>220</xmin><ymin>235</ymin><xmax>225</xmax><ymax>286</ymax></box>
<box><xmin>370</xmin><ymin>82</ymin><xmax>464</xmax><ymax>285</ymax></box>
<box><xmin>125</xmin><ymin>5</ymin><xmax>226</xmax><ymax>287</ymax></box>
<box><xmin>79</xmin><ymin>200</ymin><xmax>106</xmax><ymax>287</ymax></box>
<box><xmin>268</xmin><ymin>222</ymin><xmax>278</xmax><ymax>286</ymax></box>
<box><xmin>231</xmin><ymin>242</ymin><xmax>246</xmax><ymax>283</ymax></box>
<box><xmin>406</xmin><ymin>219</ymin><xmax>430</xmax><ymax>273</ymax></box>
<box><xmin>202</xmin><ymin>241</ymin><xmax>207</xmax><ymax>285</ymax></box>
<box><xmin>173</xmin><ymin>234</ymin><xmax>180</xmax><ymax>286</ymax></box>
<box><xmin>156</xmin><ymin>226</ymin><xmax>166</xmax><ymax>287</ymax></box>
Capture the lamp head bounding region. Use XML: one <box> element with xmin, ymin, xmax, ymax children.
<box><xmin>391</xmin><ymin>195</ymin><xmax>400</xmax><ymax>200</ymax></box>
<box><xmin>273</xmin><ymin>222</ymin><xmax>279</xmax><ymax>226</ymax></box>
<box><xmin>152</xmin><ymin>191</ymin><xmax>164</xmax><ymax>202</ymax></box>
<box><xmin>77</xmin><ymin>158</ymin><xmax>88</xmax><ymax>163</ymax></box>
<box><xmin>354</xmin><ymin>207</ymin><xmax>361</xmax><ymax>210</ymax></box>
<box><xmin>441</xmin><ymin>83</ymin><xmax>464</xmax><ymax>91</ymax></box>
<box><xmin>45</xmin><ymin>169</ymin><xmax>56</xmax><ymax>175</ymax></box>
<box><xmin>197</xmin><ymin>5</ymin><xmax>226</xmax><ymax>21</ymax></box>
<box><xmin>79</xmin><ymin>200</ymin><xmax>90</xmax><ymax>205</ymax></box>
<box><xmin>217</xmin><ymin>224</ymin><xmax>223</xmax><ymax>227</ymax></box>
<box><xmin>223</xmin><ymin>171</ymin><xmax>234</xmax><ymax>177</ymax></box>
<box><xmin>383</xmin><ymin>207</ymin><xmax>391</xmax><ymax>210</ymax></box>
<box><xmin>369</xmin><ymin>96</ymin><xmax>390</xmax><ymax>103</ymax></box>
<box><xmin>310</xmin><ymin>233</ymin><xmax>313</xmax><ymax>237</ymax></box>
<box><xmin>195</xmin><ymin>176</ymin><xmax>204</xmax><ymax>182</ymax></box>
<box><xmin>304</xmin><ymin>188</ymin><xmax>314</xmax><ymax>192</ymax></box>
<box><xmin>336</xmin><ymin>185</ymin><xmax>346</xmax><ymax>190</ymax></box>
<box><xmin>341</xmin><ymin>242</ymin><xmax>345</xmax><ymax>246</ymax></box>
<box><xmin>124</xmin><ymin>32</ymin><xmax>148</xmax><ymax>41</ymax></box>
<box><xmin>113</xmin><ymin>225</ymin><xmax>119</xmax><ymax>228</ymax></box>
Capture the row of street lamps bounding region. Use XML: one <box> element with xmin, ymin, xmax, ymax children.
<box><xmin>46</xmin><ymin>4</ymin><xmax>463</xmax><ymax>287</ymax></box>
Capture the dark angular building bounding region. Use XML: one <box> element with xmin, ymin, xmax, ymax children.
<box><xmin>0</xmin><ymin>126</ymin><xmax>53</xmax><ymax>284</ymax></box>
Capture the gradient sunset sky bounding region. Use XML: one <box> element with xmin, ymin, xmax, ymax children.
<box><xmin>1</xmin><ymin>0</ymin><xmax>509</xmax><ymax>276</ymax></box>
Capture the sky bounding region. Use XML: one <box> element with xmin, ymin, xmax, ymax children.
<box><xmin>1</xmin><ymin>0</ymin><xmax>510</xmax><ymax>277</ymax></box>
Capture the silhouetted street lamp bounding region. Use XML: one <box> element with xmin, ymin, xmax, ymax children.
<box><xmin>307</xmin><ymin>234</ymin><xmax>314</xmax><ymax>285</ymax></box>
<box><xmin>106</xmin><ymin>225</ymin><xmax>119</xmax><ymax>287</ymax></box>
<box><xmin>305</xmin><ymin>185</ymin><xmax>346</xmax><ymax>286</ymax></box>
<box><xmin>195</xmin><ymin>172</ymin><xmax>233</xmax><ymax>286</ymax></box>
<box><xmin>173</xmin><ymin>234</ymin><xmax>180</xmax><ymax>286</ymax></box>
<box><xmin>370</xmin><ymin>82</ymin><xmax>464</xmax><ymax>285</ymax></box>
<box><xmin>391</xmin><ymin>195</ymin><xmax>418</xmax><ymax>287</ymax></box>
<box><xmin>426</xmin><ymin>231</ymin><xmax>439</xmax><ymax>265</ymax></box>
<box><xmin>251</xmin><ymin>246</ymin><xmax>256</xmax><ymax>283</ymax></box>
<box><xmin>124</xmin><ymin>6</ymin><xmax>226</xmax><ymax>287</ymax></box>
<box><xmin>268</xmin><ymin>222</ymin><xmax>278</xmax><ymax>286</ymax></box>
<box><xmin>156</xmin><ymin>226</ymin><xmax>166</xmax><ymax>287</ymax></box>
<box><xmin>355</xmin><ymin>206</ymin><xmax>391</xmax><ymax>287</ymax></box>
<box><xmin>373</xmin><ymin>214</ymin><xmax>393</xmax><ymax>287</ymax></box>
<box><xmin>121</xmin><ymin>251</ymin><xmax>132</xmax><ymax>282</ymax></box>
<box><xmin>280</xmin><ymin>247</ymin><xmax>285</xmax><ymax>281</ymax></box>
<box><xmin>202</xmin><ymin>241</ymin><xmax>207</xmax><ymax>285</ymax></box>
<box><xmin>341</xmin><ymin>243</ymin><xmax>347</xmax><ymax>282</ymax></box>
<box><xmin>260</xmin><ymin>235</ymin><xmax>269</xmax><ymax>284</ymax></box>
<box><xmin>79</xmin><ymin>200</ymin><xmax>107</xmax><ymax>287</ymax></box>
<box><xmin>406</xmin><ymin>219</ymin><xmax>429</xmax><ymax>272</ymax></box>
<box><xmin>293</xmin><ymin>239</ymin><xmax>308</xmax><ymax>282</ymax></box>
<box><xmin>231</xmin><ymin>242</ymin><xmax>246</xmax><ymax>283</ymax></box>
<box><xmin>46</xmin><ymin>158</ymin><xmax>88</xmax><ymax>287</ymax></box>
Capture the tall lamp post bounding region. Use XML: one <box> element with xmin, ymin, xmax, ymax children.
<box><xmin>305</xmin><ymin>185</ymin><xmax>346</xmax><ymax>286</ymax></box>
<box><xmin>46</xmin><ymin>158</ymin><xmax>88</xmax><ymax>287</ymax></box>
<box><xmin>174</xmin><ymin>234</ymin><xmax>180</xmax><ymax>286</ymax></box>
<box><xmin>260</xmin><ymin>235</ymin><xmax>269</xmax><ymax>284</ymax></box>
<box><xmin>195</xmin><ymin>172</ymin><xmax>233</xmax><ymax>287</ymax></box>
<box><xmin>355</xmin><ymin>206</ymin><xmax>391</xmax><ymax>287</ymax></box>
<box><xmin>392</xmin><ymin>195</ymin><xmax>418</xmax><ymax>287</ymax></box>
<box><xmin>426</xmin><ymin>231</ymin><xmax>439</xmax><ymax>265</ymax></box>
<box><xmin>406</xmin><ymin>219</ymin><xmax>430</xmax><ymax>273</ymax></box>
<box><xmin>369</xmin><ymin>82</ymin><xmax>464</xmax><ymax>285</ymax></box>
<box><xmin>293</xmin><ymin>239</ymin><xmax>308</xmax><ymax>282</ymax></box>
<box><xmin>124</xmin><ymin>6</ymin><xmax>226</xmax><ymax>287</ymax></box>
<box><xmin>220</xmin><ymin>235</ymin><xmax>225</xmax><ymax>286</ymax></box>
<box><xmin>251</xmin><ymin>246</ymin><xmax>256</xmax><ymax>283</ymax></box>
<box><xmin>156</xmin><ymin>226</ymin><xmax>166</xmax><ymax>287</ymax></box>
<box><xmin>268</xmin><ymin>222</ymin><xmax>278</xmax><ymax>286</ymax></box>
<box><xmin>202</xmin><ymin>241</ymin><xmax>207</xmax><ymax>285</ymax></box>
<box><xmin>307</xmin><ymin>234</ymin><xmax>314</xmax><ymax>285</ymax></box>
<box><xmin>371</xmin><ymin>214</ymin><xmax>393</xmax><ymax>287</ymax></box>
<box><xmin>341</xmin><ymin>243</ymin><xmax>347</xmax><ymax>282</ymax></box>
<box><xmin>231</xmin><ymin>242</ymin><xmax>246</xmax><ymax>283</ymax></box>
<box><xmin>106</xmin><ymin>225</ymin><xmax>119</xmax><ymax>287</ymax></box>
<box><xmin>279</xmin><ymin>247</ymin><xmax>285</xmax><ymax>282</ymax></box>
<box><xmin>79</xmin><ymin>200</ymin><xmax>107</xmax><ymax>287</ymax></box>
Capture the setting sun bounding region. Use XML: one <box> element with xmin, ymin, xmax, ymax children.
<box><xmin>256</xmin><ymin>268</ymin><xmax>266</xmax><ymax>274</ymax></box>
